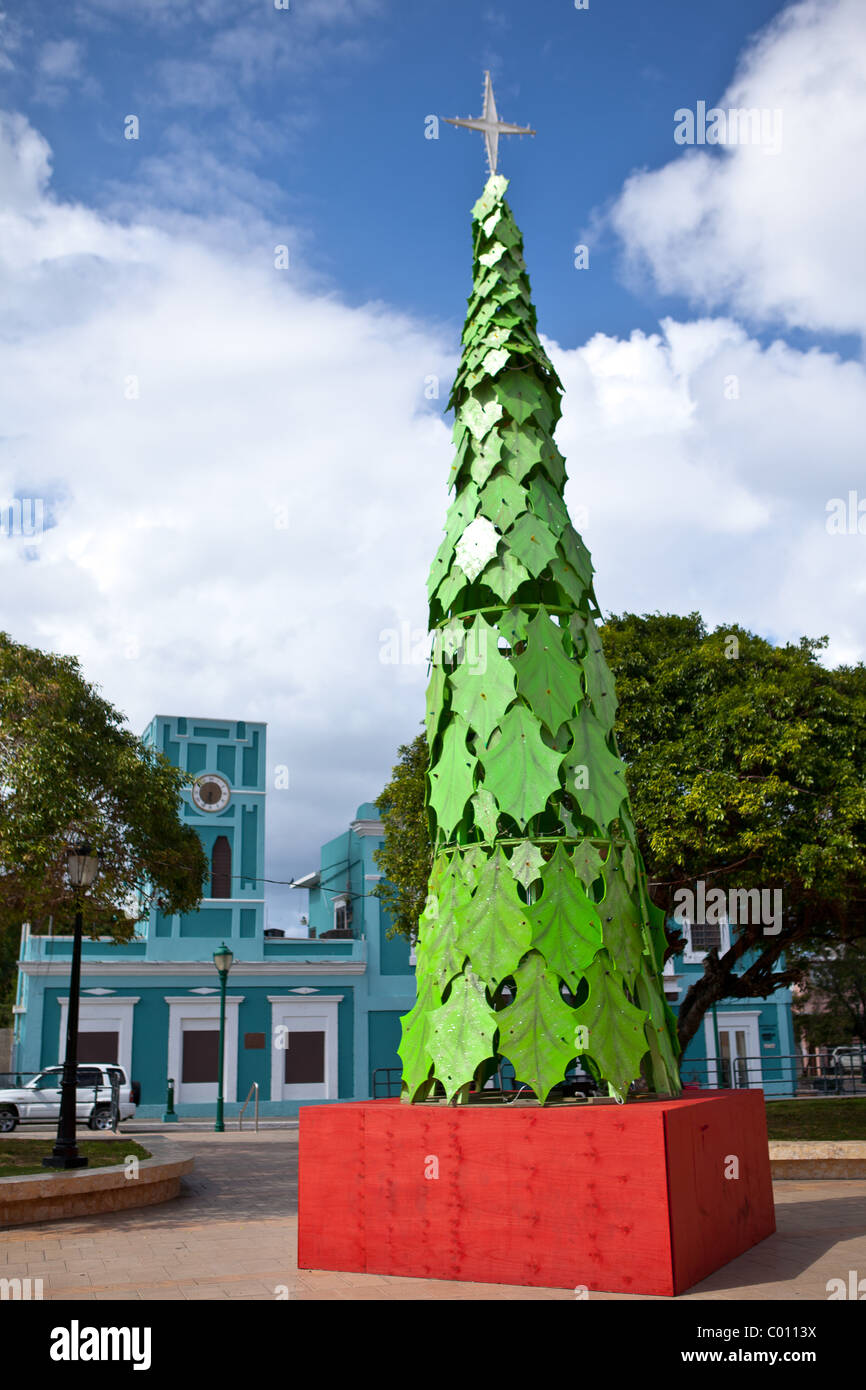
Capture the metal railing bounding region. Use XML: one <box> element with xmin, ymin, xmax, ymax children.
<box><xmin>371</xmin><ymin>1067</ymin><xmax>402</xmax><ymax>1098</ymax></box>
<box><xmin>0</xmin><ymin>1072</ymin><xmax>40</xmax><ymax>1088</ymax></box>
<box><xmin>239</xmin><ymin>1081</ymin><xmax>259</xmax><ymax>1131</ymax></box>
<box><xmin>370</xmin><ymin>1053</ymin><xmax>866</xmax><ymax>1102</ymax></box>
<box><xmin>681</xmin><ymin>1051</ymin><xmax>866</xmax><ymax>1096</ymax></box>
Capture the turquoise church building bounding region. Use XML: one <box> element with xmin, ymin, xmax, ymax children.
<box><xmin>12</xmin><ymin>715</ymin><xmax>414</xmax><ymax>1116</ymax></box>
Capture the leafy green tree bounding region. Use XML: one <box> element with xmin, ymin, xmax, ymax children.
<box><xmin>0</xmin><ymin>633</ymin><xmax>208</xmax><ymax>1016</ymax></box>
<box><xmin>376</xmin><ymin>613</ymin><xmax>866</xmax><ymax>1055</ymax></box>
<box><xmin>603</xmin><ymin>613</ymin><xmax>866</xmax><ymax>1050</ymax></box>
<box><xmin>373</xmin><ymin>731</ymin><xmax>431</xmax><ymax>941</ymax></box>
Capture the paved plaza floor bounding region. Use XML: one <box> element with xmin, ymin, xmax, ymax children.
<box><xmin>2</xmin><ymin>1127</ymin><xmax>864</xmax><ymax>1301</ymax></box>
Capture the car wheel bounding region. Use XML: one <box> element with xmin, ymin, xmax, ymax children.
<box><xmin>89</xmin><ymin>1106</ymin><xmax>114</xmax><ymax>1131</ymax></box>
<box><xmin>0</xmin><ymin>1107</ymin><xmax>18</xmax><ymax>1133</ymax></box>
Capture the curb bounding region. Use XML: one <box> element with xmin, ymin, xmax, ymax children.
<box><xmin>0</xmin><ymin>1135</ymin><xmax>195</xmax><ymax>1227</ymax></box>
<box><xmin>769</xmin><ymin>1140</ymin><xmax>866</xmax><ymax>1179</ymax></box>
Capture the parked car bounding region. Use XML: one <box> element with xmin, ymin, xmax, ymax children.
<box><xmin>831</xmin><ymin>1046</ymin><xmax>866</xmax><ymax>1081</ymax></box>
<box><xmin>0</xmin><ymin>1064</ymin><xmax>139</xmax><ymax>1133</ymax></box>
<box><xmin>831</xmin><ymin>1046</ymin><xmax>866</xmax><ymax>1068</ymax></box>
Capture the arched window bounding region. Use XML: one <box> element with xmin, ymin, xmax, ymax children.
<box><xmin>211</xmin><ymin>836</ymin><xmax>231</xmax><ymax>899</ymax></box>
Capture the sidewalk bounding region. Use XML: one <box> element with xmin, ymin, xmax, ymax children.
<box><xmin>2</xmin><ymin>1130</ymin><xmax>864</xmax><ymax>1300</ymax></box>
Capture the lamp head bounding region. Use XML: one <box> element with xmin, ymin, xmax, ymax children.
<box><xmin>213</xmin><ymin>943</ymin><xmax>234</xmax><ymax>977</ymax></box>
<box><xmin>66</xmin><ymin>842</ymin><xmax>101</xmax><ymax>889</ymax></box>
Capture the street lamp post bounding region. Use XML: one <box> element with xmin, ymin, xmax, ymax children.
<box><xmin>213</xmin><ymin>943</ymin><xmax>234</xmax><ymax>1133</ymax></box>
<box><xmin>43</xmin><ymin>843</ymin><xmax>101</xmax><ymax>1170</ymax></box>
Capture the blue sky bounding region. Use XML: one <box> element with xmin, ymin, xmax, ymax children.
<box><xmin>8</xmin><ymin>0</ymin><xmax>850</xmax><ymax>354</ymax></box>
<box><xmin>1</xmin><ymin>0</ymin><xmax>865</xmax><ymax>923</ymax></box>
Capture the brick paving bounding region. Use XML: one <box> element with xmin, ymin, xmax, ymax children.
<box><xmin>1</xmin><ymin>1127</ymin><xmax>864</xmax><ymax>1300</ymax></box>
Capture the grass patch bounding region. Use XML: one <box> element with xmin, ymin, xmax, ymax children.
<box><xmin>0</xmin><ymin>1139</ymin><xmax>151</xmax><ymax>1178</ymax></box>
<box><xmin>765</xmin><ymin>1098</ymin><xmax>866</xmax><ymax>1141</ymax></box>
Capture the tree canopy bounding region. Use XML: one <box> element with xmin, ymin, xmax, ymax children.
<box><xmin>373</xmin><ymin>732</ymin><xmax>430</xmax><ymax>941</ymax></box>
<box><xmin>0</xmin><ymin>633</ymin><xmax>208</xmax><ymax>1018</ymax></box>
<box><xmin>375</xmin><ymin>613</ymin><xmax>866</xmax><ymax>1051</ymax></box>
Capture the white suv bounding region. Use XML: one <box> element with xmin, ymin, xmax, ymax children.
<box><xmin>0</xmin><ymin>1064</ymin><xmax>139</xmax><ymax>1132</ymax></box>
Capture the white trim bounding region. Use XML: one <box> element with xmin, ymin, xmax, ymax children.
<box><xmin>661</xmin><ymin>957</ymin><xmax>680</xmax><ymax>1000</ymax></box>
<box><xmin>290</xmin><ymin>872</ymin><xmax>320</xmax><ymax>889</ymax></box>
<box><xmin>57</xmin><ymin>996</ymin><xmax>139</xmax><ymax>1077</ymax></box>
<box><xmin>349</xmin><ymin>819</ymin><xmax>384</xmax><ymax>838</ymax></box>
<box><xmin>188</xmin><ymin>898</ymin><xmax>265</xmax><ymax>904</ymax></box>
<box><xmin>166</xmin><ymin>996</ymin><xmax>244</xmax><ymax>1104</ymax></box>
<box><xmin>266</xmin><ymin>995</ymin><xmax>345</xmax><ymax>1003</ymax></box>
<box><xmin>164</xmin><ymin>995</ymin><xmax>246</xmax><ymax>1004</ymax></box>
<box><xmin>21</xmin><ymin>961</ymin><xmax>366</xmax><ymax>976</ymax></box>
<box><xmin>26</xmin><ymin>935</ymin><xmax>146</xmax><ymax>943</ymax></box>
<box><xmin>268</xmin><ymin>995</ymin><xmax>342</xmax><ymax>1101</ymax></box>
<box><xmin>149</xmin><ymin>713</ymin><xmax>267</xmax><ymax>729</ymax></box>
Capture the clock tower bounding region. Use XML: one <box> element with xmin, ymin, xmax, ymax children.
<box><xmin>141</xmin><ymin>715</ymin><xmax>267</xmax><ymax>961</ymax></box>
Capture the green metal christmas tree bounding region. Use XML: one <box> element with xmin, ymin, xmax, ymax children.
<box><xmin>398</xmin><ymin>75</ymin><xmax>681</xmax><ymax>1105</ymax></box>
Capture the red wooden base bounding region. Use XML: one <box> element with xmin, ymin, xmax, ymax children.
<box><xmin>298</xmin><ymin>1090</ymin><xmax>775</xmax><ymax>1296</ymax></box>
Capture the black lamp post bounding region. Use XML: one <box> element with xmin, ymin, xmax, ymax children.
<box><xmin>213</xmin><ymin>942</ymin><xmax>233</xmax><ymax>1133</ymax></box>
<box><xmin>43</xmin><ymin>843</ymin><xmax>101</xmax><ymax>1170</ymax></box>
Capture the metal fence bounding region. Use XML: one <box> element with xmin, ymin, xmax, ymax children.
<box><xmin>371</xmin><ymin>1067</ymin><xmax>402</xmax><ymax>1098</ymax></box>
<box><xmin>680</xmin><ymin>1051</ymin><xmax>866</xmax><ymax>1097</ymax></box>
<box><xmin>1</xmin><ymin>1071</ymin><xmax>51</xmax><ymax>1088</ymax></box>
<box><xmin>372</xmin><ymin>1053</ymin><xmax>866</xmax><ymax>1101</ymax></box>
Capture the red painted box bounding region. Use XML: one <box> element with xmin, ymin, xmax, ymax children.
<box><xmin>297</xmin><ymin>1090</ymin><xmax>775</xmax><ymax>1296</ymax></box>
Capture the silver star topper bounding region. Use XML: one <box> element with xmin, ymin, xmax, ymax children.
<box><xmin>444</xmin><ymin>70</ymin><xmax>535</xmax><ymax>175</ymax></box>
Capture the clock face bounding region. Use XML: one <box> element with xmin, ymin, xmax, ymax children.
<box><xmin>192</xmin><ymin>774</ymin><xmax>231</xmax><ymax>813</ymax></box>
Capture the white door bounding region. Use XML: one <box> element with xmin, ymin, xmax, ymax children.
<box><xmin>712</xmin><ymin>1013</ymin><xmax>763</xmax><ymax>1089</ymax></box>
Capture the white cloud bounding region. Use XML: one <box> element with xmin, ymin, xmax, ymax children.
<box><xmin>549</xmin><ymin>317</ymin><xmax>866</xmax><ymax>663</ymax></box>
<box><xmin>0</xmin><ymin>8</ymin><xmax>26</xmax><ymax>73</ymax></box>
<box><xmin>75</xmin><ymin>0</ymin><xmax>384</xmax><ymax>107</ymax></box>
<box><xmin>609</xmin><ymin>0</ymin><xmax>866</xmax><ymax>339</ymax></box>
<box><xmin>0</xmin><ymin>111</ymin><xmax>52</xmax><ymax>209</ymax></box>
<box><xmin>38</xmin><ymin>38</ymin><xmax>85</xmax><ymax>80</ymax></box>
